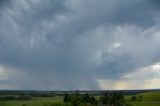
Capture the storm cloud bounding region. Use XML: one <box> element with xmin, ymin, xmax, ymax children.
<box><xmin>0</xmin><ymin>0</ymin><xmax>160</xmax><ymax>90</ymax></box>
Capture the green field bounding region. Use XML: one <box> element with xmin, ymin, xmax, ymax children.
<box><xmin>0</xmin><ymin>96</ymin><xmax>63</xmax><ymax>106</ymax></box>
<box><xmin>126</xmin><ymin>92</ymin><xmax>160</xmax><ymax>106</ymax></box>
<box><xmin>127</xmin><ymin>102</ymin><xmax>160</xmax><ymax>106</ymax></box>
<box><xmin>0</xmin><ymin>92</ymin><xmax>160</xmax><ymax>106</ymax></box>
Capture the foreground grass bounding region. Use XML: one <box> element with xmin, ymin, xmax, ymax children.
<box><xmin>0</xmin><ymin>96</ymin><xmax>63</xmax><ymax>106</ymax></box>
<box><xmin>127</xmin><ymin>102</ymin><xmax>160</xmax><ymax>106</ymax></box>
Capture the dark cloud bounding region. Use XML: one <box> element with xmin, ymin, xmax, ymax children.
<box><xmin>0</xmin><ymin>0</ymin><xmax>10</xmax><ymax>6</ymax></box>
<box><xmin>0</xmin><ymin>0</ymin><xmax>11</xmax><ymax>13</ymax></box>
<box><xmin>0</xmin><ymin>0</ymin><xmax>160</xmax><ymax>90</ymax></box>
<box><xmin>149</xmin><ymin>0</ymin><xmax>160</xmax><ymax>7</ymax></box>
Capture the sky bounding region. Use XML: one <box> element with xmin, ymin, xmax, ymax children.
<box><xmin>0</xmin><ymin>0</ymin><xmax>160</xmax><ymax>90</ymax></box>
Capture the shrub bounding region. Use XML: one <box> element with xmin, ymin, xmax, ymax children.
<box><xmin>131</xmin><ymin>96</ymin><xmax>137</xmax><ymax>101</ymax></box>
<box><xmin>21</xmin><ymin>104</ymin><xmax>27</xmax><ymax>106</ymax></box>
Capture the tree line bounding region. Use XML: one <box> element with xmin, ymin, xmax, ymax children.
<box><xmin>0</xmin><ymin>95</ymin><xmax>32</xmax><ymax>101</ymax></box>
<box><xmin>63</xmin><ymin>91</ymin><xmax>132</xmax><ymax>106</ymax></box>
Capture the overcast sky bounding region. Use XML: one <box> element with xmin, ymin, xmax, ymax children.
<box><xmin>0</xmin><ymin>0</ymin><xmax>160</xmax><ymax>90</ymax></box>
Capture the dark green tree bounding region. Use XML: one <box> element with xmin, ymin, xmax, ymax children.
<box><xmin>71</xmin><ymin>95</ymin><xmax>80</xmax><ymax>106</ymax></box>
<box><xmin>131</xmin><ymin>95</ymin><xmax>137</xmax><ymax>101</ymax></box>
<box><xmin>99</xmin><ymin>92</ymin><xmax>110</xmax><ymax>104</ymax></box>
<box><xmin>138</xmin><ymin>95</ymin><xmax>142</xmax><ymax>101</ymax></box>
<box><xmin>21</xmin><ymin>104</ymin><xmax>27</xmax><ymax>106</ymax></box>
<box><xmin>82</xmin><ymin>93</ymin><xmax>90</xmax><ymax>103</ymax></box>
<box><xmin>90</xmin><ymin>96</ymin><xmax>97</xmax><ymax>104</ymax></box>
<box><xmin>111</xmin><ymin>92</ymin><xmax>126</xmax><ymax>106</ymax></box>
<box><xmin>100</xmin><ymin>91</ymin><xmax>126</xmax><ymax>106</ymax></box>
<box><xmin>64</xmin><ymin>93</ymin><xmax>71</xmax><ymax>103</ymax></box>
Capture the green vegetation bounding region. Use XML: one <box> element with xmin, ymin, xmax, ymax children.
<box><xmin>126</xmin><ymin>92</ymin><xmax>160</xmax><ymax>106</ymax></box>
<box><xmin>0</xmin><ymin>96</ymin><xmax>63</xmax><ymax>106</ymax></box>
<box><xmin>128</xmin><ymin>102</ymin><xmax>160</xmax><ymax>106</ymax></box>
<box><xmin>0</xmin><ymin>92</ymin><xmax>126</xmax><ymax>106</ymax></box>
<box><xmin>99</xmin><ymin>92</ymin><xmax>126</xmax><ymax>106</ymax></box>
<box><xmin>63</xmin><ymin>92</ymin><xmax>127</xmax><ymax>106</ymax></box>
<box><xmin>0</xmin><ymin>91</ymin><xmax>160</xmax><ymax>106</ymax></box>
<box><xmin>63</xmin><ymin>93</ymin><xmax>98</xmax><ymax>106</ymax></box>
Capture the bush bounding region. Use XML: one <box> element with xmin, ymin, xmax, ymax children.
<box><xmin>99</xmin><ymin>92</ymin><xmax>126</xmax><ymax>106</ymax></box>
<box><xmin>21</xmin><ymin>104</ymin><xmax>27</xmax><ymax>106</ymax></box>
<box><xmin>138</xmin><ymin>95</ymin><xmax>142</xmax><ymax>101</ymax></box>
<box><xmin>131</xmin><ymin>96</ymin><xmax>137</xmax><ymax>101</ymax></box>
<box><xmin>64</xmin><ymin>93</ymin><xmax>71</xmax><ymax>103</ymax></box>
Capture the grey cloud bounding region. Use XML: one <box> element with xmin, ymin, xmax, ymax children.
<box><xmin>0</xmin><ymin>0</ymin><xmax>160</xmax><ymax>90</ymax></box>
<box><xmin>0</xmin><ymin>0</ymin><xmax>11</xmax><ymax>7</ymax></box>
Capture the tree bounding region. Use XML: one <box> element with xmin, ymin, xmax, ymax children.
<box><xmin>131</xmin><ymin>95</ymin><xmax>137</xmax><ymax>101</ymax></box>
<box><xmin>112</xmin><ymin>92</ymin><xmax>126</xmax><ymax>106</ymax></box>
<box><xmin>100</xmin><ymin>91</ymin><xmax>126</xmax><ymax>106</ymax></box>
<box><xmin>71</xmin><ymin>95</ymin><xmax>80</xmax><ymax>106</ymax></box>
<box><xmin>64</xmin><ymin>93</ymin><xmax>71</xmax><ymax>103</ymax></box>
<box><xmin>21</xmin><ymin>104</ymin><xmax>27</xmax><ymax>106</ymax></box>
<box><xmin>99</xmin><ymin>92</ymin><xmax>111</xmax><ymax>104</ymax></box>
<box><xmin>82</xmin><ymin>93</ymin><xmax>90</xmax><ymax>103</ymax></box>
<box><xmin>138</xmin><ymin>95</ymin><xmax>142</xmax><ymax>101</ymax></box>
<box><xmin>90</xmin><ymin>96</ymin><xmax>97</xmax><ymax>104</ymax></box>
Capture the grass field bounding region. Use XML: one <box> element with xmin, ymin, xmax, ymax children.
<box><xmin>0</xmin><ymin>96</ymin><xmax>63</xmax><ymax>106</ymax></box>
<box><xmin>0</xmin><ymin>92</ymin><xmax>160</xmax><ymax>106</ymax></box>
<box><xmin>126</xmin><ymin>92</ymin><xmax>160</xmax><ymax>106</ymax></box>
<box><xmin>127</xmin><ymin>102</ymin><xmax>160</xmax><ymax>106</ymax></box>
